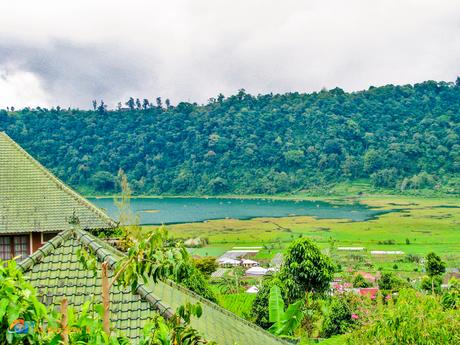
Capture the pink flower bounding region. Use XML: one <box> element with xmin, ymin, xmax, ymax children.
<box><xmin>351</xmin><ymin>314</ymin><xmax>359</xmax><ymax>320</ymax></box>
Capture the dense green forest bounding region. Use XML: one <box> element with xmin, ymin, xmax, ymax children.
<box><xmin>1</xmin><ymin>80</ymin><xmax>459</xmax><ymax>195</ymax></box>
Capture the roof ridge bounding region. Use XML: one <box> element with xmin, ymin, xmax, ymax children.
<box><xmin>163</xmin><ymin>280</ymin><xmax>292</xmax><ymax>344</ymax></box>
<box><xmin>0</xmin><ymin>132</ymin><xmax>116</xmax><ymax>229</ymax></box>
<box><xmin>19</xmin><ymin>228</ymin><xmax>289</xmax><ymax>344</ymax></box>
<box><xmin>20</xmin><ymin>227</ymin><xmax>175</xmax><ymax>321</ymax></box>
<box><xmin>18</xmin><ymin>228</ymin><xmax>74</xmax><ymax>272</ymax></box>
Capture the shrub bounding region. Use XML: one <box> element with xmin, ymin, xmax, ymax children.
<box><xmin>0</xmin><ymin>260</ymin><xmax>53</xmax><ymax>344</ymax></box>
<box><xmin>441</xmin><ymin>277</ymin><xmax>460</xmax><ymax>309</ymax></box>
<box><xmin>193</xmin><ymin>256</ymin><xmax>218</xmax><ymax>278</ymax></box>
<box><xmin>377</xmin><ymin>272</ymin><xmax>405</xmax><ymax>291</ymax></box>
<box><xmin>353</xmin><ymin>274</ymin><xmax>370</xmax><ymax>288</ymax></box>
<box><xmin>346</xmin><ymin>289</ymin><xmax>460</xmax><ymax>345</ymax></box>
<box><xmin>321</xmin><ymin>296</ymin><xmax>354</xmax><ymax>337</ymax></box>
<box><xmin>321</xmin><ymin>292</ymin><xmax>373</xmax><ymax>338</ymax></box>
<box><xmin>420</xmin><ymin>275</ymin><xmax>442</xmax><ymax>294</ymax></box>
<box><xmin>250</xmin><ymin>275</ymin><xmax>287</xmax><ymax>328</ymax></box>
<box><xmin>180</xmin><ymin>267</ymin><xmax>217</xmax><ymax>302</ymax></box>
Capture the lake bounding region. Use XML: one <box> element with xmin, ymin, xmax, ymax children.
<box><xmin>89</xmin><ymin>197</ymin><xmax>384</xmax><ymax>225</ymax></box>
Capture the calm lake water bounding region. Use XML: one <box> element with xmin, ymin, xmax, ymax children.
<box><xmin>89</xmin><ymin>197</ymin><xmax>384</xmax><ymax>225</ymax></box>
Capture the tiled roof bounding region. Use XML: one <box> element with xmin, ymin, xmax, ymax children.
<box><xmin>0</xmin><ymin>132</ymin><xmax>116</xmax><ymax>233</ymax></box>
<box><xmin>19</xmin><ymin>228</ymin><xmax>288</xmax><ymax>345</ymax></box>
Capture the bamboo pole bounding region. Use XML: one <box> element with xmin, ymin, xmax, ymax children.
<box><xmin>60</xmin><ymin>298</ymin><xmax>69</xmax><ymax>344</ymax></box>
<box><xmin>101</xmin><ymin>261</ymin><xmax>111</xmax><ymax>336</ymax></box>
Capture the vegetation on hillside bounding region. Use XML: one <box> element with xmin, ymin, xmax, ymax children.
<box><xmin>1</xmin><ymin>80</ymin><xmax>459</xmax><ymax>195</ymax></box>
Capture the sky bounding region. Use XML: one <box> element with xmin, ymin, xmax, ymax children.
<box><xmin>0</xmin><ymin>0</ymin><xmax>459</xmax><ymax>109</ymax></box>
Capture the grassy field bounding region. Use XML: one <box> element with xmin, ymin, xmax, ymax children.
<box><xmin>143</xmin><ymin>194</ymin><xmax>460</xmax><ymax>270</ymax></box>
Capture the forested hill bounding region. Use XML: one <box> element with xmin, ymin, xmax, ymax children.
<box><xmin>1</xmin><ymin>80</ymin><xmax>459</xmax><ymax>195</ymax></box>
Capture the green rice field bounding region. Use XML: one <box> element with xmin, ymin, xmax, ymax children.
<box><xmin>149</xmin><ymin>194</ymin><xmax>460</xmax><ymax>270</ymax></box>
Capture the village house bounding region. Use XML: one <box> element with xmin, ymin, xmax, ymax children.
<box><xmin>0</xmin><ymin>132</ymin><xmax>116</xmax><ymax>260</ymax></box>
<box><xmin>241</xmin><ymin>258</ymin><xmax>259</xmax><ymax>267</ymax></box>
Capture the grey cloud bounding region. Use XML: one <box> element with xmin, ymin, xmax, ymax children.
<box><xmin>0</xmin><ymin>40</ymin><xmax>156</xmax><ymax>108</ymax></box>
<box><xmin>0</xmin><ymin>0</ymin><xmax>460</xmax><ymax>108</ymax></box>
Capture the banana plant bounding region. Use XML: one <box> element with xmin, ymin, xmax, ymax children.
<box><xmin>268</xmin><ymin>285</ymin><xmax>304</xmax><ymax>336</ymax></box>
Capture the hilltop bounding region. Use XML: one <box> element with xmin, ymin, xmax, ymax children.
<box><xmin>1</xmin><ymin>80</ymin><xmax>459</xmax><ymax>195</ymax></box>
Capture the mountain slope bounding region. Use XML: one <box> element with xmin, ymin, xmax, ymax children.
<box><xmin>1</xmin><ymin>80</ymin><xmax>459</xmax><ymax>195</ymax></box>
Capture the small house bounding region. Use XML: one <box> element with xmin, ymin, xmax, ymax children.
<box><xmin>218</xmin><ymin>258</ymin><xmax>241</xmax><ymax>267</ymax></box>
<box><xmin>246</xmin><ymin>266</ymin><xmax>268</xmax><ymax>276</ymax></box>
<box><xmin>241</xmin><ymin>258</ymin><xmax>259</xmax><ymax>267</ymax></box>
<box><xmin>246</xmin><ymin>286</ymin><xmax>259</xmax><ymax>294</ymax></box>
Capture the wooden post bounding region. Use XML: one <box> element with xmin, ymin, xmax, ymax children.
<box><xmin>60</xmin><ymin>298</ymin><xmax>69</xmax><ymax>344</ymax></box>
<box><xmin>101</xmin><ymin>261</ymin><xmax>111</xmax><ymax>336</ymax></box>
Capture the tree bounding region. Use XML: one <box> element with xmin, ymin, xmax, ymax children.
<box><xmin>425</xmin><ymin>252</ymin><xmax>446</xmax><ymax>294</ymax></box>
<box><xmin>0</xmin><ymin>260</ymin><xmax>52</xmax><ymax>344</ymax></box>
<box><xmin>193</xmin><ymin>257</ymin><xmax>218</xmax><ymax>278</ymax></box>
<box><xmin>279</xmin><ymin>238</ymin><xmax>335</xmax><ymax>302</ymax></box>
<box><xmin>377</xmin><ymin>272</ymin><xmax>405</xmax><ymax>291</ymax></box>
<box><xmin>207</xmin><ymin>177</ymin><xmax>228</xmax><ymax>194</ymax></box>
<box><xmin>126</xmin><ymin>97</ymin><xmax>135</xmax><ymax>110</ymax></box>
<box><xmin>440</xmin><ymin>277</ymin><xmax>460</xmax><ymax>309</ymax></box>
<box><xmin>180</xmin><ymin>267</ymin><xmax>217</xmax><ymax>302</ymax></box>
<box><xmin>2</xmin><ymin>80</ymin><xmax>459</xmax><ymax>196</ymax></box>
<box><xmin>363</xmin><ymin>149</ymin><xmax>383</xmax><ymax>173</ymax></box>
<box><xmin>156</xmin><ymin>97</ymin><xmax>163</xmax><ymax>108</ymax></box>
<box><xmin>97</xmin><ymin>100</ymin><xmax>107</xmax><ymax>115</ymax></box>
<box><xmin>90</xmin><ymin>171</ymin><xmax>115</xmax><ymax>191</ymax></box>
<box><xmin>353</xmin><ymin>274</ymin><xmax>370</xmax><ymax>288</ymax></box>
<box><xmin>425</xmin><ymin>252</ymin><xmax>446</xmax><ymax>277</ymax></box>
<box><xmin>370</xmin><ymin>168</ymin><xmax>398</xmax><ymax>188</ymax></box>
<box><xmin>421</xmin><ymin>275</ymin><xmax>442</xmax><ymax>294</ymax></box>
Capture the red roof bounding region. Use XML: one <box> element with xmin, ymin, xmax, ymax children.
<box><xmin>358</xmin><ymin>288</ymin><xmax>379</xmax><ymax>299</ymax></box>
<box><xmin>356</xmin><ymin>271</ymin><xmax>379</xmax><ymax>282</ymax></box>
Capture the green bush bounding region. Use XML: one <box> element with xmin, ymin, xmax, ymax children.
<box><xmin>353</xmin><ymin>274</ymin><xmax>370</xmax><ymax>288</ymax></box>
<box><xmin>0</xmin><ymin>260</ymin><xmax>55</xmax><ymax>344</ymax></box>
<box><xmin>346</xmin><ymin>289</ymin><xmax>460</xmax><ymax>345</ymax></box>
<box><xmin>250</xmin><ymin>275</ymin><xmax>287</xmax><ymax>328</ymax></box>
<box><xmin>420</xmin><ymin>275</ymin><xmax>442</xmax><ymax>294</ymax></box>
<box><xmin>321</xmin><ymin>296</ymin><xmax>354</xmax><ymax>337</ymax></box>
<box><xmin>441</xmin><ymin>277</ymin><xmax>460</xmax><ymax>309</ymax></box>
<box><xmin>377</xmin><ymin>272</ymin><xmax>406</xmax><ymax>291</ymax></box>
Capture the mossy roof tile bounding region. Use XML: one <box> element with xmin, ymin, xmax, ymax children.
<box><xmin>0</xmin><ymin>132</ymin><xmax>116</xmax><ymax>233</ymax></box>
<box><xmin>19</xmin><ymin>228</ymin><xmax>288</xmax><ymax>345</ymax></box>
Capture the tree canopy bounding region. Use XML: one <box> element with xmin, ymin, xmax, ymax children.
<box><xmin>1</xmin><ymin>80</ymin><xmax>459</xmax><ymax>195</ymax></box>
<box><xmin>279</xmin><ymin>238</ymin><xmax>335</xmax><ymax>302</ymax></box>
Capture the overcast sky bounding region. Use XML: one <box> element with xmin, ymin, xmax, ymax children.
<box><xmin>0</xmin><ymin>0</ymin><xmax>459</xmax><ymax>109</ymax></box>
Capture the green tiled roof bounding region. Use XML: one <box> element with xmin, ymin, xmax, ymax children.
<box><xmin>0</xmin><ymin>132</ymin><xmax>116</xmax><ymax>233</ymax></box>
<box><xmin>19</xmin><ymin>228</ymin><xmax>289</xmax><ymax>345</ymax></box>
